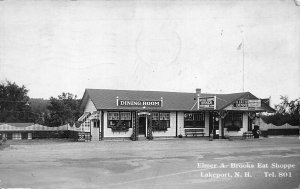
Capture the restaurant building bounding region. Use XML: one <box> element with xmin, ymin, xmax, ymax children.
<box><xmin>76</xmin><ymin>88</ymin><xmax>274</xmax><ymax>141</ymax></box>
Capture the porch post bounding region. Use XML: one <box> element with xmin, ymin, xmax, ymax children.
<box><xmin>100</xmin><ymin>111</ymin><xmax>104</xmax><ymax>140</ymax></box>
<box><xmin>147</xmin><ymin>113</ymin><xmax>153</xmax><ymax>140</ymax></box>
<box><xmin>135</xmin><ymin>112</ymin><xmax>139</xmax><ymax>140</ymax></box>
<box><xmin>131</xmin><ymin>111</ymin><xmax>138</xmax><ymax>141</ymax></box>
<box><xmin>219</xmin><ymin>117</ymin><xmax>223</xmax><ymax>138</ymax></box>
<box><xmin>219</xmin><ymin>117</ymin><xmax>224</xmax><ymax>139</ymax></box>
<box><xmin>219</xmin><ymin>111</ymin><xmax>227</xmax><ymax>139</ymax></box>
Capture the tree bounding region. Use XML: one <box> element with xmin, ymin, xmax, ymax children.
<box><xmin>0</xmin><ymin>80</ymin><xmax>36</xmax><ymax>122</ymax></box>
<box><xmin>29</xmin><ymin>98</ymin><xmax>50</xmax><ymax>124</ymax></box>
<box><xmin>262</xmin><ymin>96</ymin><xmax>300</xmax><ymax>126</ymax></box>
<box><xmin>45</xmin><ymin>92</ymin><xmax>81</xmax><ymax>126</ymax></box>
<box><xmin>275</xmin><ymin>96</ymin><xmax>291</xmax><ymax>114</ymax></box>
<box><xmin>288</xmin><ymin>98</ymin><xmax>300</xmax><ymax>125</ymax></box>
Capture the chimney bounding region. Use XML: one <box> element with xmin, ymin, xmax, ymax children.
<box><xmin>196</xmin><ymin>88</ymin><xmax>201</xmax><ymax>96</ymax></box>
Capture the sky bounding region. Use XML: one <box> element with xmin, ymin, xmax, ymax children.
<box><xmin>0</xmin><ymin>0</ymin><xmax>299</xmax><ymax>107</ymax></box>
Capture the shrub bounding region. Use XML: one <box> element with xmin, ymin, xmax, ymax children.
<box><xmin>227</xmin><ymin>126</ymin><xmax>241</xmax><ymax>132</ymax></box>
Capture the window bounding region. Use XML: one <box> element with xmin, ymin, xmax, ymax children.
<box><xmin>151</xmin><ymin>112</ymin><xmax>170</xmax><ymax>131</ymax></box>
<box><xmin>28</xmin><ymin>133</ymin><xmax>32</xmax><ymax>139</ymax></box>
<box><xmin>160</xmin><ymin>113</ymin><xmax>170</xmax><ymax>120</ymax></box>
<box><xmin>108</xmin><ymin>112</ymin><xmax>119</xmax><ymax>120</ymax></box>
<box><xmin>184</xmin><ymin>113</ymin><xmax>205</xmax><ymax>128</ymax></box>
<box><xmin>12</xmin><ymin>133</ymin><xmax>22</xmax><ymax>140</ymax></box>
<box><xmin>224</xmin><ymin>112</ymin><xmax>243</xmax><ymax>130</ymax></box>
<box><xmin>93</xmin><ymin>120</ymin><xmax>100</xmax><ymax>128</ymax></box>
<box><xmin>152</xmin><ymin>112</ymin><xmax>159</xmax><ymax>120</ymax></box>
<box><xmin>0</xmin><ymin>133</ymin><xmax>6</xmax><ymax>140</ymax></box>
<box><xmin>108</xmin><ymin>111</ymin><xmax>132</xmax><ymax>132</ymax></box>
<box><xmin>120</xmin><ymin>112</ymin><xmax>131</xmax><ymax>120</ymax></box>
<box><xmin>84</xmin><ymin>121</ymin><xmax>90</xmax><ymax>128</ymax></box>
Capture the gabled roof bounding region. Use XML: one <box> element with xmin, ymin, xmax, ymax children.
<box><xmin>0</xmin><ymin>123</ymin><xmax>35</xmax><ymax>127</ymax></box>
<box><xmin>80</xmin><ymin>89</ymin><xmax>275</xmax><ymax>112</ymax></box>
<box><xmin>80</xmin><ymin>89</ymin><xmax>199</xmax><ymax>111</ymax></box>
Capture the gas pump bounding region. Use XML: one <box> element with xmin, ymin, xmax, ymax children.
<box><xmin>209</xmin><ymin>112</ymin><xmax>220</xmax><ymax>140</ymax></box>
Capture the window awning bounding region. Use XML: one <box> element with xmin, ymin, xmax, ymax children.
<box><xmin>88</xmin><ymin>111</ymin><xmax>100</xmax><ymax>120</ymax></box>
<box><xmin>78</xmin><ymin>112</ymin><xmax>91</xmax><ymax>122</ymax></box>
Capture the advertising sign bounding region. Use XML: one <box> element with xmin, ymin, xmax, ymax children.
<box><xmin>233</xmin><ymin>99</ymin><xmax>248</xmax><ymax>110</ymax></box>
<box><xmin>232</xmin><ymin>99</ymin><xmax>261</xmax><ymax>110</ymax></box>
<box><xmin>198</xmin><ymin>96</ymin><xmax>216</xmax><ymax>109</ymax></box>
<box><xmin>248</xmin><ymin>99</ymin><xmax>261</xmax><ymax>108</ymax></box>
<box><xmin>118</xmin><ymin>100</ymin><xmax>162</xmax><ymax>107</ymax></box>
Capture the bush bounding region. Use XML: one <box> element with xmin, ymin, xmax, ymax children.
<box><xmin>130</xmin><ymin>134</ymin><xmax>136</xmax><ymax>141</ymax></box>
<box><xmin>146</xmin><ymin>135</ymin><xmax>153</xmax><ymax>140</ymax></box>
<box><xmin>224</xmin><ymin>135</ymin><xmax>230</xmax><ymax>139</ymax></box>
<box><xmin>226</xmin><ymin>126</ymin><xmax>241</xmax><ymax>132</ymax></box>
<box><xmin>0</xmin><ymin>138</ymin><xmax>7</xmax><ymax>146</ymax></box>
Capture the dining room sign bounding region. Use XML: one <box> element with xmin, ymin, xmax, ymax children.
<box><xmin>117</xmin><ymin>100</ymin><xmax>162</xmax><ymax>107</ymax></box>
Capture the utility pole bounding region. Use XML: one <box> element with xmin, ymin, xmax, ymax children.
<box><xmin>242</xmin><ymin>37</ymin><xmax>245</xmax><ymax>92</ymax></box>
<box><xmin>237</xmin><ymin>26</ymin><xmax>245</xmax><ymax>92</ymax></box>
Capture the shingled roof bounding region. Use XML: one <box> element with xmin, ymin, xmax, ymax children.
<box><xmin>80</xmin><ymin>89</ymin><xmax>274</xmax><ymax>112</ymax></box>
<box><xmin>0</xmin><ymin>123</ymin><xmax>35</xmax><ymax>127</ymax></box>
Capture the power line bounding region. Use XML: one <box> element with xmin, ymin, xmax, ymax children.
<box><xmin>0</xmin><ymin>99</ymin><xmax>28</xmax><ymax>103</ymax></box>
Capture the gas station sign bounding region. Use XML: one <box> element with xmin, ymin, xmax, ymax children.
<box><xmin>232</xmin><ymin>99</ymin><xmax>261</xmax><ymax>110</ymax></box>
<box><xmin>198</xmin><ymin>96</ymin><xmax>216</xmax><ymax>109</ymax></box>
<box><xmin>248</xmin><ymin>99</ymin><xmax>261</xmax><ymax>108</ymax></box>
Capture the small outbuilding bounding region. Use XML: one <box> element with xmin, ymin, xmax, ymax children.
<box><xmin>0</xmin><ymin>123</ymin><xmax>68</xmax><ymax>140</ymax></box>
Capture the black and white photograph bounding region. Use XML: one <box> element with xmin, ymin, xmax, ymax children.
<box><xmin>0</xmin><ymin>0</ymin><xmax>299</xmax><ymax>188</ymax></box>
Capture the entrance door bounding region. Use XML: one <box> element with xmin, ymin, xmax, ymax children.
<box><xmin>138</xmin><ymin>116</ymin><xmax>146</xmax><ymax>135</ymax></box>
<box><xmin>209</xmin><ymin>112</ymin><xmax>219</xmax><ymax>138</ymax></box>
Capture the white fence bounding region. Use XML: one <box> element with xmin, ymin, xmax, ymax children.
<box><xmin>254</xmin><ymin>118</ymin><xmax>300</xmax><ymax>131</ymax></box>
<box><xmin>0</xmin><ymin>123</ymin><xmax>68</xmax><ymax>131</ymax></box>
<box><xmin>67</xmin><ymin>124</ymin><xmax>90</xmax><ymax>132</ymax></box>
<box><xmin>0</xmin><ymin>123</ymin><xmax>91</xmax><ymax>132</ymax></box>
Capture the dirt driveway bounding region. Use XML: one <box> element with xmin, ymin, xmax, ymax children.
<box><xmin>0</xmin><ymin>137</ymin><xmax>299</xmax><ymax>189</ymax></box>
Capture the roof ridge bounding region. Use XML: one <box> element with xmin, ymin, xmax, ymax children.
<box><xmin>85</xmin><ymin>88</ymin><xmax>248</xmax><ymax>96</ymax></box>
<box><xmin>86</xmin><ymin>88</ymin><xmax>197</xmax><ymax>94</ymax></box>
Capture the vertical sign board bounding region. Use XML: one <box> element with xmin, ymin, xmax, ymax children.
<box><xmin>198</xmin><ymin>96</ymin><xmax>216</xmax><ymax>110</ymax></box>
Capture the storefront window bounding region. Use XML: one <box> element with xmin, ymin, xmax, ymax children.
<box><xmin>224</xmin><ymin>112</ymin><xmax>243</xmax><ymax>131</ymax></box>
<box><xmin>152</xmin><ymin>112</ymin><xmax>159</xmax><ymax>120</ymax></box>
<box><xmin>160</xmin><ymin>113</ymin><xmax>170</xmax><ymax>120</ymax></box>
<box><xmin>151</xmin><ymin>112</ymin><xmax>170</xmax><ymax>131</ymax></box>
<box><xmin>184</xmin><ymin>113</ymin><xmax>205</xmax><ymax>128</ymax></box>
<box><xmin>108</xmin><ymin>112</ymin><xmax>119</xmax><ymax>120</ymax></box>
<box><xmin>120</xmin><ymin>112</ymin><xmax>131</xmax><ymax>120</ymax></box>
<box><xmin>108</xmin><ymin>112</ymin><xmax>131</xmax><ymax>132</ymax></box>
